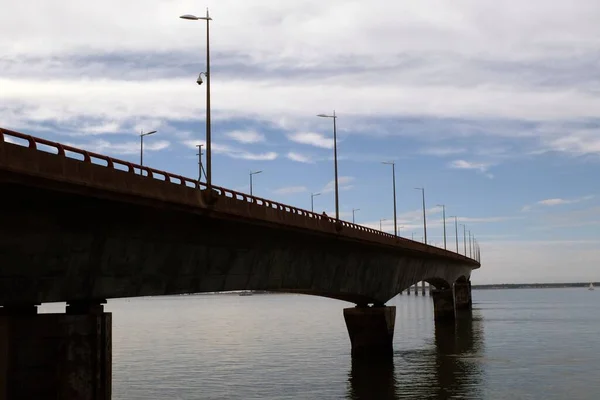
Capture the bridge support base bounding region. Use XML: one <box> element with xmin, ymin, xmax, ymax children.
<box><xmin>455</xmin><ymin>281</ymin><xmax>472</xmax><ymax>311</ymax></box>
<box><xmin>343</xmin><ymin>306</ymin><xmax>396</xmax><ymax>358</ymax></box>
<box><xmin>0</xmin><ymin>302</ymin><xmax>111</xmax><ymax>400</ymax></box>
<box><xmin>431</xmin><ymin>288</ymin><xmax>456</xmax><ymax>321</ymax></box>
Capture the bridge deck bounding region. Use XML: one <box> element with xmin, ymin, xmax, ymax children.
<box><xmin>0</xmin><ymin>127</ymin><xmax>479</xmax><ymax>268</ymax></box>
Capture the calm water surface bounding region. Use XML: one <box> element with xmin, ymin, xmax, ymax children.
<box><xmin>41</xmin><ymin>288</ymin><xmax>600</xmax><ymax>399</ymax></box>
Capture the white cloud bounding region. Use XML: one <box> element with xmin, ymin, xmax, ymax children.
<box><xmin>225</xmin><ymin>130</ymin><xmax>265</xmax><ymax>144</ymax></box>
<box><xmin>522</xmin><ymin>195</ymin><xmax>594</xmax><ymax>211</ymax></box>
<box><xmin>321</xmin><ymin>176</ymin><xmax>354</xmax><ymax>193</ymax></box>
<box><xmin>183</xmin><ymin>140</ymin><xmax>277</xmax><ymax>161</ymax></box>
<box><xmin>544</xmin><ymin>129</ymin><xmax>600</xmax><ymax>156</ymax></box>
<box><xmin>538</xmin><ymin>198</ymin><xmax>573</xmax><ymax>206</ymax></box>
<box><xmin>4</xmin><ymin>0</ymin><xmax>600</xmax><ymax>148</ymax></box>
<box><xmin>449</xmin><ymin>159</ymin><xmax>490</xmax><ymax>171</ymax></box>
<box><xmin>66</xmin><ymin>139</ymin><xmax>169</xmax><ymax>155</ymax></box>
<box><xmin>286</xmin><ymin>152</ymin><xmax>314</xmax><ymax>163</ymax></box>
<box><xmin>420</xmin><ymin>147</ymin><xmax>466</xmax><ymax>156</ymax></box>
<box><xmin>287</xmin><ymin>132</ymin><xmax>332</xmax><ymax>149</ymax></box>
<box><xmin>449</xmin><ymin>159</ymin><xmax>494</xmax><ymax>178</ymax></box>
<box><xmin>272</xmin><ymin>185</ymin><xmax>307</xmax><ymax>195</ymax></box>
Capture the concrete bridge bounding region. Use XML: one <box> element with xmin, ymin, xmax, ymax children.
<box><xmin>0</xmin><ymin>127</ymin><xmax>480</xmax><ymax>400</ymax></box>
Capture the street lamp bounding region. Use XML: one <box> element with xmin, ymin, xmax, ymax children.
<box><xmin>382</xmin><ymin>161</ymin><xmax>397</xmax><ymax>237</ymax></box>
<box><xmin>449</xmin><ymin>216</ymin><xmax>459</xmax><ymax>253</ymax></box>
<box><xmin>317</xmin><ymin>111</ymin><xmax>339</xmax><ymax>220</ymax></box>
<box><xmin>196</xmin><ymin>144</ymin><xmax>206</xmax><ymax>182</ymax></box>
<box><xmin>352</xmin><ymin>208</ymin><xmax>360</xmax><ymax>224</ymax></box>
<box><xmin>460</xmin><ymin>224</ymin><xmax>467</xmax><ymax>256</ymax></box>
<box><xmin>468</xmin><ymin>230</ymin><xmax>473</xmax><ymax>258</ymax></box>
<box><xmin>398</xmin><ymin>225</ymin><xmax>404</xmax><ymax>237</ymax></box>
<box><xmin>249</xmin><ymin>170</ymin><xmax>262</xmax><ymax>196</ymax></box>
<box><xmin>436</xmin><ymin>204</ymin><xmax>447</xmax><ymax>250</ymax></box>
<box><xmin>380</xmin><ymin>218</ymin><xmax>387</xmax><ymax>232</ymax></box>
<box><xmin>311</xmin><ymin>192</ymin><xmax>321</xmax><ymax>213</ymax></box>
<box><xmin>414</xmin><ymin>188</ymin><xmax>427</xmax><ymax>245</ymax></box>
<box><xmin>139</xmin><ymin>130</ymin><xmax>157</xmax><ymax>167</ymax></box>
<box><xmin>180</xmin><ymin>9</ymin><xmax>213</xmax><ymax>190</ymax></box>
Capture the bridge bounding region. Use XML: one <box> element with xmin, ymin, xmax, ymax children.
<box><xmin>0</xmin><ymin>127</ymin><xmax>480</xmax><ymax>400</ymax></box>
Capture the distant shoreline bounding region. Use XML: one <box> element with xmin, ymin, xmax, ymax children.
<box><xmin>472</xmin><ymin>282</ymin><xmax>596</xmax><ymax>290</ymax></box>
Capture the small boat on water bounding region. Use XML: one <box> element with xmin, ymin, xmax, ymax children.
<box><xmin>588</xmin><ymin>283</ymin><xmax>595</xmax><ymax>291</ymax></box>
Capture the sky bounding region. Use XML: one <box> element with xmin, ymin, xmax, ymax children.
<box><xmin>1</xmin><ymin>0</ymin><xmax>599</xmax><ymax>285</ymax></box>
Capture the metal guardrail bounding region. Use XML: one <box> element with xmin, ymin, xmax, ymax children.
<box><xmin>0</xmin><ymin>127</ymin><xmax>481</xmax><ymax>264</ymax></box>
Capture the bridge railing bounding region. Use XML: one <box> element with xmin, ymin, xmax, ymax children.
<box><xmin>0</xmin><ymin>127</ymin><xmax>480</xmax><ymax>264</ymax></box>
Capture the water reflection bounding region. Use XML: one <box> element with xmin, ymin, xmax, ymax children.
<box><xmin>348</xmin><ymin>312</ymin><xmax>485</xmax><ymax>400</ymax></box>
<box><xmin>347</xmin><ymin>355</ymin><xmax>398</xmax><ymax>400</ymax></box>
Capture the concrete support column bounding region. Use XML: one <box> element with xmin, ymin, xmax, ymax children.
<box><xmin>421</xmin><ymin>281</ymin><xmax>426</xmax><ymax>296</ymax></box>
<box><xmin>455</xmin><ymin>281</ymin><xmax>472</xmax><ymax>311</ymax></box>
<box><xmin>431</xmin><ymin>287</ymin><xmax>456</xmax><ymax>321</ymax></box>
<box><xmin>343</xmin><ymin>306</ymin><xmax>396</xmax><ymax>358</ymax></box>
<box><xmin>0</xmin><ymin>301</ymin><xmax>112</xmax><ymax>400</ymax></box>
<box><xmin>407</xmin><ymin>285</ymin><xmax>411</xmax><ymax>294</ymax></box>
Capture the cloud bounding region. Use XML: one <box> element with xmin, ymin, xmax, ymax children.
<box><xmin>538</xmin><ymin>198</ymin><xmax>574</xmax><ymax>206</ymax></box>
<box><xmin>225</xmin><ymin>130</ymin><xmax>265</xmax><ymax>144</ymax></box>
<box><xmin>449</xmin><ymin>159</ymin><xmax>494</xmax><ymax>178</ymax></box>
<box><xmin>66</xmin><ymin>139</ymin><xmax>169</xmax><ymax>155</ymax></box>
<box><xmin>183</xmin><ymin>140</ymin><xmax>277</xmax><ymax>161</ymax></box>
<box><xmin>543</xmin><ymin>129</ymin><xmax>600</xmax><ymax>156</ymax></box>
<box><xmin>420</xmin><ymin>147</ymin><xmax>466</xmax><ymax>156</ymax></box>
<box><xmin>5</xmin><ymin>0</ymin><xmax>600</xmax><ymax>153</ymax></box>
<box><xmin>449</xmin><ymin>160</ymin><xmax>490</xmax><ymax>171</ymax></box>
<box><xmin>522</xmin><ymin>195</ymin><xmax>594</xmax><ymax>211</ymax></box>
<box><xmin>457</xmin><ymin>216</ymin><xmax>522</xmax><ymax>223</ymax></box>
<box><xmin>272</xmin><ymin>185</ymin><xmax>307</xmax><ymax>195</ymax></box>
<box><xmin>287</xmin><ymin>132</ymin><xmax>333</xmax><ymax>149</ymax></box>
<box><xmin>286</xmin><ymin>152</ymin><xmax>314</xmax><ymax>163</ymax></box>
<box><xmin>321</xmin><ymin>176</ymin><xmax>354</xmax><ymax>193</ymax></box>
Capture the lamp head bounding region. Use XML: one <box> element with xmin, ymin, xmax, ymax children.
<box><xmin>196</xmin><ymin>73</ymin><xmax>203</xmax><ymax>85</ymax></box>
<box><xmin>180</xmin><ymin>14</ymin><xmax>199</xmax><ymax>20</ymax></box>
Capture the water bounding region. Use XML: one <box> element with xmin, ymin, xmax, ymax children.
<box><xmin>41</xmin><ymin>288</ymin><xmax>600</xmax><ymax>399</ymax></box>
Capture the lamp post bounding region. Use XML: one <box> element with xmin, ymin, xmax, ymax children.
<box><xmin>249</xmin><ymin>170</ymin><xmax>262</xmax><ymax>196</ymax></box>
<box><xmin>468</xmin><ymin>231</ymin><xmax>473</xmax><ymax>258</ymax></box>
<box><xmin>449</xmin><ymin>216</ymin><xmax>459</xmax><ymax>253</ymax></box>
<box><xmin>317</xmin><ymin>111</ymin><xmax>339</xmax><ymax>220</ymax></box>
<box><xmin>414</xmin><ymin>187</ymin><xmax>427</xmax><ymax>245</ymax></box>
<box><xmin>382</xmin><ymin>161</ymin><xmax>397</xmax><ymax>236</ymax></box>
<box><xmin>139</xmin><ymin>130</ymin><xmax>157</xmax><ymax>167</ymax></box>
<box><xmin>196</xmin><ymin>144</ymin><xmax>205</xmax><ymax>182</ymax></box>
<box><xmin>352</xmin><ymin>208</ymin><xmax>360</xmax><ymax>224</ymax></box>
<box><xmin>311</xmin><ymin>192</ymin><xmax>321</xmax><ymax>213</ymax></box>
<box><xmin>437</xmin><ymin>204</ymin><xmax>447</xmax><ymax>250</ymax></box>
<box><xmin>398</xmin><ymin>225</ymin><xmax>404</xmax><ymax>237</ymax></box>
<box><xmin>180</xmin><ymin>10</ymin><xmax>213</xmax><ymax>190</ymax></box>
<box><xmin>380</xmin><ymin>218</ymin><xmax>387</xmax><ymax>232</ymax></box>
<box><xmin>460</xmin><ymin>224</ymin><xmax>467</xmax><ymax>256</ymax></box>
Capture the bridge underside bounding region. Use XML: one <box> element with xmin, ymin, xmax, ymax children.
<box><xmin>0</xmin><ymin>180</ymin><xmax>472</xmax><ymax>307</ymax></box>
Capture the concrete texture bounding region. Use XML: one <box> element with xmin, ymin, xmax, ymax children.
<box><xmin>431</xmin><ymin>288</ymin><xmax>456</xmax><ymax>321</ymax></box>
<box><xmin>343</xmin><ymin>306</ymin><xmax>396</xmax><ymax>357</ymax></box>
<box><xmin>0</xmin><ymin>310</ymin><xmax>111</xmax><ymax>400</ymax></box>
<box><xmin>455</xmin><ymin>281</ymin><xmax>472</xmax><ymax>311</ymax></box>
<box><xmin>0</xmin><ymin>128</ymin><xmax>479</xmax><ymax>306</ymax></box>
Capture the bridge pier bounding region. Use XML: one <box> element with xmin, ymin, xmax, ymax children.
<box><xmin>0</xmin><ymin>301</ymin><xmax>111</xmax><ymax>400</ymax></box>
<box><xmin>343</xmin><ymin>306</ymin><xmax>396</xmax><ymax>358</ymax></box>
<box><xmin>455</xmin><ymin>281</ymin><xmax>472</xmax><ymax>311</ymax></box>
<box><xmin>431</xmin><ymin>287</ymin><xmax>456</xmax><ymax>321</ymax></box>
